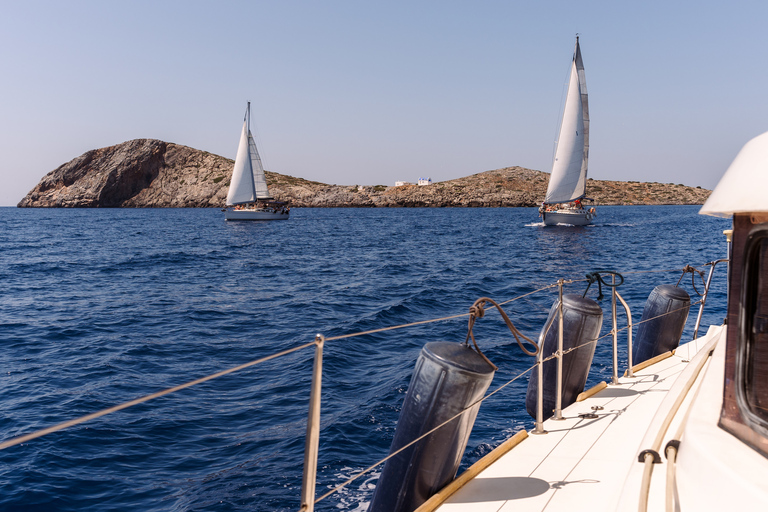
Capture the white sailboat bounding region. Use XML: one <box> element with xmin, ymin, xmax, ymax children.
<box><xmin>224</xmin><ymin>102</ymin><xmax>289</xmax><ymax>221</ymax></box>
<box><xmin>539</xmin><ymin>36</ymin><xmax>596</xmax><ymax>226</ymax></box>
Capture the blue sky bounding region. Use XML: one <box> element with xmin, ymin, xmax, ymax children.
<box><xmin>2</xmin><ymin>1</ymin><xmax>767</xmax><ymax>206</ymax></box>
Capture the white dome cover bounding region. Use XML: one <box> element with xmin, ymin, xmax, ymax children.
<box><xmin>700</xmin><ymin>131</ymin><xmax>768</xmax><ymax>218</ymax></box>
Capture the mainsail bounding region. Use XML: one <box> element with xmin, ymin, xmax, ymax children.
<box><xmin>226</xmin><ymin>102</ymin><xmax>273</xmax><ymax>205</ymax></box>
<box><xmin>248</xmin><ymin>132</ymin><xmax>272</xmax><ymax>199</ymax></box>
<box><xmin>226</xmin><ymin>119</ymin><xmax>256</xmax><ymax>205</ymax></box>
<box><xmin>544</xmin><ymin>37</ymin><xmax>589</xmax><ymax>204</ymax></box>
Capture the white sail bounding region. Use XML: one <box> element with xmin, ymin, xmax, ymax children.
<box><xmin>545</xmin><ymin>38</ymin><xmax>589</xmax><ymax>204</ymax></box>
<box><xmin>248</xmin><ymin>132</ymin><xmax>272</xmax><ymax>199</ymax></box>
<box><xmin>226</xmin><ymin>120</ymin><xmax>256</xmax><ymax>205</ymax></box>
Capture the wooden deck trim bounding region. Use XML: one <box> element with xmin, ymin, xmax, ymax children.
<box><xmin>624</xmin><ymin>350</ymin><xmax>675</xmax><ymax>377</ymax></box>
<box><xmin>577</xmin><ymin>381</ymin><xmax>607</xmax><ymax>402</ymax></box>
<box><xmin>414</xmin><ymin>429</ymin><xmax>529</xmax><ymax>512</ymax></box>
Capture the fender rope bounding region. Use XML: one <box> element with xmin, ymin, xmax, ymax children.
<box><xmin>464</xmin><ymin>297</ymin><xmax>539</xmax><ymax>370</ymax></box>
<box><xmin>676</xmin><ymin>264</ymin><xmax>706</xmax><ymax>296</ymax></box>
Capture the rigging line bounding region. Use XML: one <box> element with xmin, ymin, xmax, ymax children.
<box><xmin>608</xmin><ymin>298</ymin><xmax>703</xmax><ymax>340</ymax></box>
<box><xmin>496</xmin><ymin>283</ymin><xmax>560</xmax><ymax>307</ymax></box>
<box><xmin>324</xmin><ymin>282</ymin><xmax>567</xmax><ymax>343</ymax></box>
<box><xmin>620</xmin><ymin>267</ymin><xmax>687</xmax><ymax>276</ymax></box>
<box><xmin>561</xmin><ymin>336</ymin><xmax>601</xmax><ymax>357</ymax></box>
<box><xmin>322</xmin><ymin>312</ymin><xmax>469</xmax><ymax>342</ymax></box>
<box><xmin>0</xmin><ymin>340</ymin><xmax>318</xmax><ymax>452</ymax></box>
<box><xmin>346</xmin><ymin>261</ymin><xmax>697</xmax><ymax>342</ymax></box>
<box><xmin>313</xmin><ymin>361</ymin><xmax>539</xmax><ymax>505</ymax></box>
<box><xmin>557</xmin><ymin>297</ymin><xmax>705</xmax><ymax>350</ymax></box>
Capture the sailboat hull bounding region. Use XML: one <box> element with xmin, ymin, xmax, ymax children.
<box><xmin>224</xmin><ymin>209</ymin><xmax>289</xmax><ymax>221</ymax></box>
<box><xmin>542</xmin><ymin>209</ymin><xmax>594</xmax><ymax>226</ymax></box>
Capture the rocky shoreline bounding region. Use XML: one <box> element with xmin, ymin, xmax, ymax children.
<box><xmin>18</xmin><ymin>139</ymin><xmax>711</xmax><ymax>208</ymax></box>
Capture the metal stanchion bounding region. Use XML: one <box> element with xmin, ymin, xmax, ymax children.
<box><xmin>615</xmin><ymin>291</ymin><xmax>634</xmax><ymax>377</ymax></box>
<box><xmin>300</xmin><ymin>334</ymin><xmax>324</xmax><ymax>512</ymax></box>
<box><xmin>532</xmin><ymin>341</ymin><xmax>547</xmax><ymax>434</ymax></box>
<box><xmin>611</xmin><ymin>275</ymin><xmax>619</xmax><ymax>385</ymax></box>
<box><xmin>692</xmin><ymin>259</ymin><xmax>728</xmax><ymax>340</ymax></box>
<box><xmin>553</xmin><ymin>279</ymin><xmax>565</xmax><ymax>420</ymax></box>
<box><xmin>532</xmin><ymin>297</ymin><xmax>559</xmax><ymax>435</ymax></box>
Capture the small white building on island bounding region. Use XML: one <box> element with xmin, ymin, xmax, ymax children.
<box><xmin>395</xmin><ymin>178</ymin><xmax>432</xmax><ymax>186</ymax></box>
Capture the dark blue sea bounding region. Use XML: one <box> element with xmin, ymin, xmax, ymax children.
<box><xmin>0</xmin><ymin>206</ymin><xmax>731</xmax><ymax>511</ymax></box>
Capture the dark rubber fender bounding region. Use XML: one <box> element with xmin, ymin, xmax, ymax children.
<box><xmin>632</xmin><ymin>284</ymin><xmax>690</xmax><ymax>365</ymax></box>
<box><xmin>525</xmin><ymin>294</ymin><xmax>603</xmax><ymax>420</ymax></box>
<box><xmin>367</xmin><ymin>342</ymin><xmax>495</xmax><ymax>512</ymax></box>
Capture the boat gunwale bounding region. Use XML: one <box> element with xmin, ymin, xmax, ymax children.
<box><xmin>415</xmin><ymin>429</ymin><xmax>530</xmax><ymax>512</ymax></box>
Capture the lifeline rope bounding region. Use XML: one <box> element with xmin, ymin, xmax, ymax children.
<box><xmin>590</xmin><ymin>297</ymin><xmax>703</xmax><ymax>348</ymax></box>
<box><xmin>0</xmin><ymin>341</ymin><xmax>317</xmax><ymax>451</ymax></box>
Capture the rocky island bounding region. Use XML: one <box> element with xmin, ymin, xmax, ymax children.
<box><xmin>18</xmin><ymin>139</ymin><xmax>711</xmax><ymax>208</ymax></box>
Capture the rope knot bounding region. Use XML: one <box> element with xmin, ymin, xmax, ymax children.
<box><xmin>677</xmin><ymin>264</ymin><xmax>706</xmax><ymax>296</ymax></box>
<box><xmin>469</xmin><ymin>303</ymin><xmax>486</xmax><ymax>319</ymax></box>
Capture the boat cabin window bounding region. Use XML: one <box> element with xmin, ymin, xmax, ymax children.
<box><xmin>739</xmin><ymin>227</ymin><xmax>768</xmax><ymax>431</ymax></box>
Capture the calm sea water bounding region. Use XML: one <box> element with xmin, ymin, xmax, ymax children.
<box><xmin>0</xmin><ymin>206</ymin><xmax>731</xmax><ymax>511</ymax></box>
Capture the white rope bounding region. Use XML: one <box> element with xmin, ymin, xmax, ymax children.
<box><xmin>0</xmin><ymin>340</ymin><xmax>317</xmax><ymax>451</ymax></box>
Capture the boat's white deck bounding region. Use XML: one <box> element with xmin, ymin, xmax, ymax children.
<box><xmin>435</xmin><ymin>325</ymin><xmax>726</xmax><ymax>512</ymax></box>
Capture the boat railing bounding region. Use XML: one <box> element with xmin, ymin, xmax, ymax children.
<box><xmin>0</xmin><ymin>261</ymin><xmax>725</xmax><ymax>511</ymax></box>
<box><xmin>692</xmin><ymin>258</ymin><xmax>728</xmax><ymax>340</ymax></box>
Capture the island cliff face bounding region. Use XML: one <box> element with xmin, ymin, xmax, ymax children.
<box><xmin>18</xmin><ymin>139</ymin><xmax>232</xmax><ymax>208</ymax></box>
<box><xmin>18</xmin><ymin>139</ymin><xmax>712</xmax><ymax>208</ymax></box>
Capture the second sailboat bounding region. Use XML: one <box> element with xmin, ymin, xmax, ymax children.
<box><xmin>539</xmin><ymin>37</ymin><xmax>595</xmax><ymax>226</ymax></box>
<box><xmin>224</xmin><ymin>102</ymin><xmax>289</xmax><ymax>221</ymax></box>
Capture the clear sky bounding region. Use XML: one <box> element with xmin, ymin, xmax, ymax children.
<box><xmin>2</xmin><ymin>0</ymin><xmax>767</xmax><ymax>206</ymax></box>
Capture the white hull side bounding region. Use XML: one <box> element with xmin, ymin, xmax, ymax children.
<box><xmin>542</xmin><ymin>209</ymin><xmax>594</xmax><ymax>226</ymax></box>
<box><xmin>224</xmin><ymin>209</ymin><xmax>289</xmax><ymax>221</ymax></box>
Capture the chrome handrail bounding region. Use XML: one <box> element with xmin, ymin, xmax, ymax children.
<box><xmin>553</xmin><ymin>279</ymin><xmax>565</xmax><ymax>420</ymax></box>
<box><xmin>611</xmin><ymin>275</ymin><xmax>620</xmax><ymax>384</ymax></box>
<box><xmin>692</xmin><ymin>259</ymin><xmax>728</xmax><ymax>340</ymax></box>
<box><xmin>532</xmin><ymin>299</ymin><xmax>559</xmax><ymax>434</ymax></box>
<box><xmin>615</xmin><ymin>290</ymin><xmax>634</xmax><ymax>377</ymax></box>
